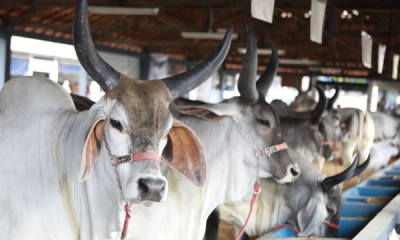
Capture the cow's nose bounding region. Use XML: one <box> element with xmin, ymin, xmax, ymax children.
<box><xmin>289</xmin><ymin>164</ymin><xmax>300</xmax><ymax>179</ymax></box>
<box><xmin>290</xmin><ymin>167</ymin><xmax>299</xmax><ymax>177</ymax></box>
<box><xmin>138</xmin><ymin>178</ymin><xmax>166</xmax><ymax>202</ymax></box>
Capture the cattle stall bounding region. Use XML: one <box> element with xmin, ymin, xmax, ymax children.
<box><xmin>256</xmin><ymin>160</ymin><xmax>400</xmax><ymax>240</ymax></box>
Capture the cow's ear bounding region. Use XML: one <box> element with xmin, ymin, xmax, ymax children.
<box><xmin>162</xmin><ymin>119</ymin><xmax>207</xmax><ymax>187</ymax></box>
<box><xmin>173</xmin><ymin>103</ymin><xmax>241</xmax><ymax>121</ymax></box>
<box><xmin>297</xmin><ymin>189</ymin><xmax>328</xmax><ymax>236</ymax></box>
<box><xmin>79</xmin><ymin>118</ymin><xmax>105</xmax><ymax>182</ymax></box>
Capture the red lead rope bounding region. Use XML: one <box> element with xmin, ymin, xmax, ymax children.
<box><xmin>233</xmin><ymin>143</ymin><xmax>287</xmax><ymax>239</ymax></box>
<box><xmin>121</xmin><ymin>204</ymin><xmax>131</xmax><ymax>240</ymax></box>
<box><xmin>234</xmin><ymin>183</ymin><xmax>261</xmax><ymax>240</ymax></box>
<box><xmin>234</xmin><ymin>143</ymin><xmax>287</xmax><ymax>239</ymax></box>
<box><xmin>325</xmin><ymin>220</ymin><xmax>340</xmax><ymax>229</ymax></box>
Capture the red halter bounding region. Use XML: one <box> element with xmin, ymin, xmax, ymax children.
<box><xmin>261</xmin><ymin>143</ymin><xmax>288</xmax><ymax>155</ymax></box>
<box><xmin>324</xmin><ymin>220</ymin><xmax>340</xmax><ymax>229</ymax></box>
<box><xmin>114</xmin><ymin>152</ymin><xmax>161</xmax><ymax>165</ymax></box>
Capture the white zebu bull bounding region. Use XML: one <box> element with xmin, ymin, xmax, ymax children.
<box><xmin>369</xmin><ymin>139</ymin><xmax>399</xmax><ymax>171</ymax></box>
<box><xmin>276</xmin><ymin>84</ymin><xmax>374</xmax><ymax>170</ymax></box>
<box><xmin>336</xmin><ymin>108</ymin><xmax>375</xmax><ymax>169</ymax></box>
<box><xmin>279</xmin><ymin>86</ymin><xmax>334</xmax><ymax>163</ymax></box>
<box><xmin>0</xmin><ymin>0</ymin><xmax>233</xmax><ymax>239</ymax></box>
<box><xmin>125</xmin><ymin>23</ymin><xmax>299</xmax><ymax>240</ymax></box>
<box><xmin>290</xmin><ymin>77</ymin><xmax>315</xmax><ymax>111</ymax></box>
<box><xmin>370</xmin><ymin>112</ymin><xmax>400</xmax><ymax>143</ymax></box>
<box><xmin>368</xmin><ymin>112</ymin><xmax>400</xmax><ymax>169</ymax></box>
<box><xmin>271</xmin><ymin>85</ymin><xmax>342</xmax><ymax>167</ymax></box>
<box><xmin>216</xmin><ymin>151</ymin><xmax>368</xmax><ymax>239</ymax></box>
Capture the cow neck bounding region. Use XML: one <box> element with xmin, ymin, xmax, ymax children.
<box><xmin>280</xmin><ymin>119</ymin><xmax>319</xmax><ymax>160</ymax></box>
<box><xmin>54</xmin><ymin>109</ymin><xmax>122</xmax><ymax>239</ymax></box>
<box><xmin>192</xmin><ymin>116</ymin><xmax>261</xmax><ymax>238</ymax></box>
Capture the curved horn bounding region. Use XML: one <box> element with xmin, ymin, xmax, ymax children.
<box><xmin>162</xmin><ymin>26</ymin><xmax>232</xmax><ymax>101</ymax></box>
<box><xmin>73</xmin><ymin>0</ymin><xmax>120</xmax><ymax>92</ymax></box>
<box><xmin>311</xmin><ymin>85</ymin><xmax>327</xmax><ymax>125</ymax></box>
<box><xmin>321</xmin><ymin>154</ymin><xmax>359</xmax><ymax>192</ymax></box>
<box><xmin>348</xmin><ymin>155</ymin><xmax>370</xmax><ymax>180</ymax></box>
<box><xmin>256</xmin><ymin>39</ymin><xmax>279</xmax><ymax>97</ymax></box>
<box><xmin>293</xmin><ymin>75</ymin><xmax>303</xmax><ymax>94</ymax></box>
<box><xmin>327</xmin><ymin>82</ymin><xmax>340</xmax><ymax>110</ymax></box>
<box><xmin>237</xmin><ymin>23</ymin><xmax>258</xmax><ymax>104</ymax></box>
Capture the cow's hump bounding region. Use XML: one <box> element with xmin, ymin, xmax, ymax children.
<box><xmin>0</xmin><ymin>76</ymin><xmax>75</xmax><ymax>114</ymax></box>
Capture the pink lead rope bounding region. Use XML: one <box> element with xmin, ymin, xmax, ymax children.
<box><xmin>121</xmin><ymin>204</ymin><xmax>131</xmax><ymax>240</ymax></box>
<box><xmin>234</xmin><ymin>183</ymin><xmax>261</xmax><ymax>240</ymax></box>
<box><xmin>234</xmin><ymin>142</ymin><xmax>288</xmax><ymax>240</ymax></box>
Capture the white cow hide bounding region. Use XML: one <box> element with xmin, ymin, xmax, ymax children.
<box><xmin>0</xmin><ymin>77</ymin><xmax>122</xmax><ymax>240</ymax></box>
<box><xmin>369</xmin><ymin>139</ymin><xmax>399</xmax><ymax>171</ymax></box>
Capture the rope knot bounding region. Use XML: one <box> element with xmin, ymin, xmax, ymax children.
<box><xmin>125</xmin><ymin>204</ymin><xmax>131</xmax><ymax>218</ymax></box>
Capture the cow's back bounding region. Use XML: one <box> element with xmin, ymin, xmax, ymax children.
<box><xmin>0</xmin><ymin>77</ymin><xmax>80</xmax><ymax>239</ymax></box>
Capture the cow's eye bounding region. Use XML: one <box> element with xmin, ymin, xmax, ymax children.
<box><xmin>327</xmin><ymin>207</ymin><xmax>334</xmax><ymax>215</ymax></box>
<box><xmin>257</xmin><ymin>119</ymin><xmax>270</xmax><ymax>127</ymax></box>
<box><xmin>110</xmin><ymin>119</ymin><xmax>122</xmax><ymax>130</ymax></box>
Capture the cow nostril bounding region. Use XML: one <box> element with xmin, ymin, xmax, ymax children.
<box><xmin>290</xmin><ymin>167</ymin><xmax>299</xmax><ymax>176</ymax></box>
<box><xmin>138</xmin><ymin>179</ymin><xmax>149</xmax><ymax>194</ymax></box>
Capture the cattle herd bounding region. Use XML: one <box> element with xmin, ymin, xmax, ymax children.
<box><xmin>0</xmin><ymin>0</ymin><xmax>399</xmax><ymax>240</ymax></box>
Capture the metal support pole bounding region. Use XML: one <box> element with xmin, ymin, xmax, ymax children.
<box><xmin>366</xmin><ymin>80</ymin><xmax>373</xmax><ymax>111</ymax></box>
<box><xmin>79</xmin><ymin>66</ymin><xmax>88</xmax><ymax>97</ymax></box>
<box><xmin>328</xmin><ymin>0</ymin><xmax>336</xmax><ymax>38</ymax></box>
<box><xmin>385</xmin><ymin>12</ymin><xmax>393</xmax><ymax>69</ymax></box>
<box><xmin>140</xmin><ymin>55</ymin><xmax>150</xmax><ymax>80</ymax></box>
<box><xmin>311</xmin><ymin>75</ymin><xmax>317</xmax><ymax>99</ymax></box>
<box><xmin>219</xmin><ymin>69</ymin><xmax>226</xmax><ymax>101</ymax></box>
<box><xmin>0</xmin><ymin>30</ymin><xmax>11</xmax><ymax>89</ymax></box>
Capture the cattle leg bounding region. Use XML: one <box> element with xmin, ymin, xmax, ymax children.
<box><xmin>204</xmin><ymin>209</ymin><xmax>220</xmax><ymax>240</ymax></box>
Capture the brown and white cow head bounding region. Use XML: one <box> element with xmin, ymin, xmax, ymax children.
<box><xmin>74</xmin><ymin>0</ymin><xmax>232</xmax><ymax>205</ymax></box>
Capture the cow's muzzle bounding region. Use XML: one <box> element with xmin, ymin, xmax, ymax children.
<box><xmin>275</xmin><ymin>163</ymin><xmax>300</xmax><ymax>184</ymax></box>
<box><xmin>138</xmin><ymin>178</ymin><xmax>166</xmax><ymax>202</ymax></box>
